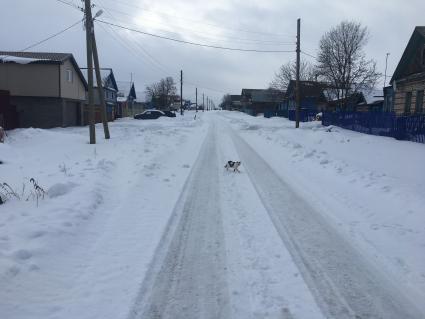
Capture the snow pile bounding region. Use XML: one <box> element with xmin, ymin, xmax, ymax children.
<box><xmin>0</xmin><ymin>114</ymin><xmax>208</xmax><ymax>319</ymax></box>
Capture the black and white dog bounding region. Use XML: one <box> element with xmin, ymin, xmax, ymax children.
<box><xmin>225</xmin><ymin>161</ymin><xmax>241</xmax><ymax>173</ymax></box>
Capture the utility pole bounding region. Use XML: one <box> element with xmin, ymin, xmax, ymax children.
<box><xmin>92</xmin><ymin>31</ymin><xmax>110</xmax><ymax>139</ymax></box>
<box><xmin>195</xmin><ymin>87</ymin><xmax>198</xmax><ymax>112</ymax></box>
<box><xmin>180</xmin><ymin>70</ymin><xmax>183</xmax><ymax>115</ymax></box>
<box><xmin>85</xmin><ymin>0</ymin><xmax>95</xmax><ymax>144</ymax></box>
<box><xmin>203</xmin><ymin>93</ymin><xmax>205</xmax><ymax>112</ymax></box>
<box><xmin>384</xmin><ymin>53</ymin><xmax>390</xmax><ymax>88</ymax></box>
<box><xmin>295</xmin><ymin>18</ymin><xmax>301</xmax><ymax>129</ymax></box>
<box><xmin>207</xmin><ymin>97</ymin><xmax>209</xmax><ymax>111</ymax></box>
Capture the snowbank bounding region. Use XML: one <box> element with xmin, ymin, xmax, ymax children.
<box><xmin>0</xmin><ymin>114</ymin><xmax>208</xmax><ymax>319</ymax></box>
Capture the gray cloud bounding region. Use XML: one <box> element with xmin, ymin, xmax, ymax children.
<box><xmin>2</xmin><ymin>0</ymin><xmax>424</xmax><ymax>103</ymax></box>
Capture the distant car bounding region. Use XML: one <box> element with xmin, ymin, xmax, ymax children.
<box><xmin>134</xmin><ymin>110</ymin><xmax>165</xmax><ymax>120</ymax></box>
<box><xmin>162</xmin><ymin>110</ymin><xmax>176</xmax><ymax>117</ymax></box>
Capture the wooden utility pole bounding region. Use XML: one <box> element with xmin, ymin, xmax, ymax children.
<box><xmin>180</xmin><ymin>70</ymin><xmax>183</xmax><ymax>115</ymax></box>
<box><xmin>195</xmin><ymin>87</ymin><xmax>198</xmax><ymax>112</ymax></box>
<box><xmin>295</xmin><ymin>18</ymin><xmax>301</xmax><ymax>128</ymax></box>
<box><xmin>92</xmin><ymin>32</ymin><xmax>110</xmax><ymax>139</ymax></box>
<box><xmin>203</xmin><ymin>93</ymin><xmax>205</xmax><ymax>112</ymax></box>
<box><xmin>85</xmin><ymin>0</ymin><xmax>96</xmax><ymax>144</ymax></box>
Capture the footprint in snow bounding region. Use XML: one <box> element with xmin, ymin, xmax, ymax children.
<box><xmin>28</xmin><ymin>230</ymin><xmax>46</xmax><ymax>239</ymax></box>
<box><xmin>13</xmin><ymin>249</ymin><xmax>32</xmax><ymax>261</ymax></box>
<box><xmin>304</xmin><ymin>150</ymin><xmax>316</xmax><ymax>158</ymax></box>
<box><xmin>6</xmin><ymin>265</ymin><xmax>20</xmax><ymax>277</ymax></box>
<box><xmin>382</xmin><ymin>185</ymin><xmax>391</xmax><ymax>192</ymax></box>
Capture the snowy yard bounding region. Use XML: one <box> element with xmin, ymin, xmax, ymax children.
<box><xmin>0</xmin><ymin>111</ymin><xmax>424</xmax><ymax>319</ymax></box>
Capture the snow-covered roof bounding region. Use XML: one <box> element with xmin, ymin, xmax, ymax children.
<box><xmin>0</xmin><ymin>51</ymin><xmax>73</xmax><ymax>64</ymax></box>
<box><xmin>0</xmin><ymin>51</ymin><xmax>88</xmax><ymax>89</ymax></box>
<box><xmin>362</xmin><ymin>89</ymin><xmax>384</xmax><ymax>105</ymax></box>
<box><xmin>116</xmin><ymin>81</ymin><xmax>137</xmax><ymax>101</ymax></box>
<box><xmin>0</xmin><ymin>55</ymin><xmax>49</xmax><ymax>64</ymax></box>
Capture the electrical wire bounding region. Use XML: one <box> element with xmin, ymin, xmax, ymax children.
<box><xmin>55</xmin><ymin>0</ymin><xmax>82</xmax><ymax>11</ymax></box>
<box><xmin>96</xmin><ymin>4</ymin><xmax>295</xmax><ymax>46</ymax></box>
<box><xmin>96</xmin><ymin>19</ymin><xmax>295</xmax><ymax>53</ymax></box>
<box><xmin>95</xmin><ymin>0</ymin><xmax>179</xmax><ymax>78</ymax></box>
<box><xmin>20</xmin><ymin>19</ymin><xmax>83</xmax><ymax>51</ymax></box>
<box><xmin>101</xmin><ymin>0</ymin><xmax>293</xmax><ymax>38</ymax></box>
<box><xmin>301</xmin><ymin>50</ymin><xmax>317</xmax><ymax>60</ymax></box>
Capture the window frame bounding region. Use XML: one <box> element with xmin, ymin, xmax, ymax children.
<box><xmin>65</xmin><ymin>69</ymin><xmax>73</xmax><ymax>83</ymax></box>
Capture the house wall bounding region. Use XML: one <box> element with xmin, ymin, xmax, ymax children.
<box><xmin>10</xmin><ymin>96</ymin><xmax>81</xmax><ymax>128</ymax></box>
<box><xmin>394</xmin><ymin>79</ymin><xmax>425</xmax><ymax>115</ymax></box>
<box><xmin>0</xmin><ymin>63</ymin><xmax>59</xmax><ymax>97</ymax></box>
<box><xmin>60</xmin><ymin>59</ymin><xmax>86</xmax><ymax>100</ymax></box>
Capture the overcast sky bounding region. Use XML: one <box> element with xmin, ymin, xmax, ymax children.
<box><xmin>2</xmin><ymin>0</ymin><xmax>425</xmax><ymax>104</ymax></box>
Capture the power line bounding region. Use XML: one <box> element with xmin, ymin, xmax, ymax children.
<box><xmin>95</xmin><ymin>0</ymin><xmax>178</xmax><ymax>77</ymax></box>
<box><xmin>20</xmin><ymin>19</ymin><xmax>83</xmax><ymax>51</ymax></box>
<box><xmin>95</xmin><ymin>4</ymin><xmax>295</xmax><ymax>46</ymax></box>
<box><xmin>55</xmin><ymin>0</ymin><xmax>83</xmax><ymax>11</ymax></box>
<box><xmin>301</xmin><ymin>50</ymin><xmax>317</xmax><ymax>60</ymax></box>
<box><xmin>96</xmin><ymin>19</ymin><xmax>295</xmax><ymax>53</ymax></box>
<box><xmin>100</xmin><ymin>0</ymin><xmax>293</xmax><ymax>38</ymax></box>
<box><xmin>185</xmin><ymin>81</ymin><xmax>227</xmax><ymax>94</ymax></box>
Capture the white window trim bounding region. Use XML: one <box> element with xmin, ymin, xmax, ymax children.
<box><xmin>66</xmin><ymin>69</ymin><xmax>73</xmax><ymax>83</ymax></box>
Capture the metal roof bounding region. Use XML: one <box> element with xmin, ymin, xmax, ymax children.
<box><xmin>0</xmin><ymin>51</ymin><xmax>72</xmax><ymax>63</ymax></box>
<box><xmin>390</xmin><ymin>26</ymin><xmax>425</xmax><ymax>83</ymax></box>
<box><xmin>0</xmin><ymin>51</ymin><xmax>87</xmax><ymax>89</ymax></box>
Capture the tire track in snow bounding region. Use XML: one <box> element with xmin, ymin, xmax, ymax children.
<box><xmin>128</xmin><ymin>122</ymin><xmax>231</xmax><ymax>319</ymax></box>
<box><xmin>227</xmin><ymin>123</ymin><xmax>423</xmax><ymax>319</ymax></box>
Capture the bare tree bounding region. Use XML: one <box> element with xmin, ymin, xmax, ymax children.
<box><xmin>317</xmin><ymin>21</ymin><xmax>381</xmax><ymax>109</ymax></box>
<box><xmin>219</xmin><ymin>94</ymin><xmax>232</xmax><ymax>110</ymax></box>
<box><xmin>145</xmin><ymin>76</ymin><xmax>177</xmax><ymax>109</ymax></box>
<box><xmin>269</xmin><ymin>60</ymin><xmax>317</xmax><ymax>91</ymax></box>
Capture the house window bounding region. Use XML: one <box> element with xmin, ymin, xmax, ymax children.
<box><xmin>416</xmin><ymin>90</ymin><xmax>424</xmax><ymax>113</ymax></box>
<box><xmin>66</xmin><ymin>69</ymin><xmax>73</xmax><ymax>83</ymax></box>
<box><xmin>404</xmin><ymin>92</ymin><xmax>412</xmax><ymax>114</ymax></box>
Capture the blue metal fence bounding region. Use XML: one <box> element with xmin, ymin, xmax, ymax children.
<box><xmin>269</xmin><ymin>109</ymin><xmax>317</xmax><ymax>122</ymax></box>
<box><xmin>288</xmin><ymin>110</ymin><xmax>317</xmax><ymax>122</ymax></box>
<box><xmin>322</xmin><ymin>112</ymin><xmax>425</xmax><ymax>143</ymax></box>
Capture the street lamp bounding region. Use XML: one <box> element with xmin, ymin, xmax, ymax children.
<box><xmin>93</xmin><ymin>9</ymin><xmax>103</xmax><ymax>20</ymax></box>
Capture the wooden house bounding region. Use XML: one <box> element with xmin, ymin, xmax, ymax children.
<box><xmin>241</xmin><ymin>88</ymin><xmax>285</xmax><ymax>116</ymax></box>
<box><xmin>116</xmin><ymin>81</ymin><xmax>137</xmax><ymax>117</ymax></box>
<box><xmin>388</xmin><ymin>26</ymin><xmax>425</xmax><ymax>115</ymax></box>
<box><xmin>0</xmin><ymin>51</ymin><xmax>87</xmax><ymax>128</ymax></box>
<box><xmin>280</xmin><ymin>80</ymin><xmax>327</xmax><ymax>113</ymax></box>
<box><xmin>327</xmin><ymin>89</ymin><xmax>384</xmax><ymax>112</ymax></box>
<box><xmin>81</xmin><ymin>68</ymin><xmax>118</xmax><ymax>122</ymax></box>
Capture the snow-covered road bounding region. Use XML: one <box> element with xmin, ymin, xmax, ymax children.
<box><xmin>1</xmin><ymin>112</ymin><xmax>424</xmax><ymax>319</ymax></box>
<box><xmin>128</xmin><ymin>115</ymin><xmax>423</xmax><ymax>319</ymax></box>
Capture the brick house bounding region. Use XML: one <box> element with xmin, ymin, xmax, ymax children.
<box><xmin>0</xmin><ymin>51</ymin><xmax>88</xmax><ymax>128</ymax></box>
<box><xmin>387</xmin><ymin>26</ymin><xmax>425</xmax><ymax>115</ymax></box>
